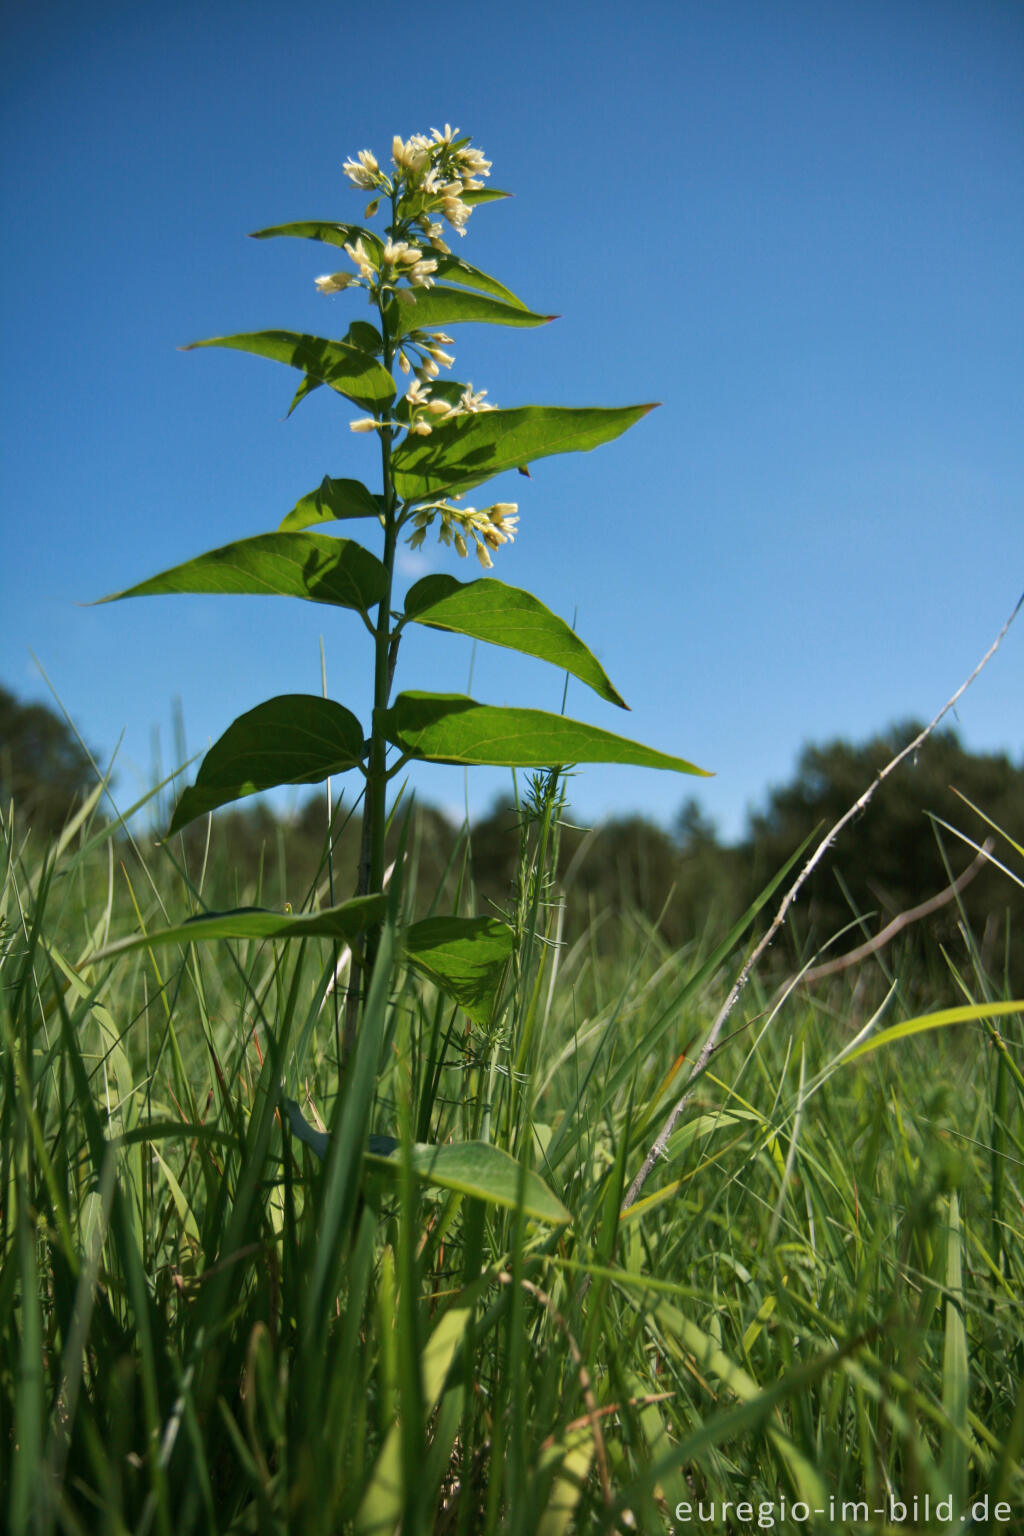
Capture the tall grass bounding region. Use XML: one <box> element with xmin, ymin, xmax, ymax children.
<box><xmin>2</xmin><ymin>780</ymin><xmax>1022</xmax><ymax>1533</ymax></box>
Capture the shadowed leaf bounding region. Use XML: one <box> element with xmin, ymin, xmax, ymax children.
<box><xmin>392</xmin><ymin>403</ymin><xmax>657</xmax><ymax>502</ymax></box>
<box><xmin>279</xmin><ymin>476</ymin><xmax>383</xmax><ymax>532</ymax></box>
<box><xmin>92</xmin><ymin>894</ymin><xmax>387</xmax><ymax>960</ymax></box>
<box><xmin>182</xmin><ymin>329</ymin><xmax>395</xmax><ymax>410</ymax></box>
<box><xmin>385</xmin><ymin>285</ymin><xmax>553</xmax><ymax>341</ymax></box>
<box><xmin>97</xmin><ymin>532</ymin><xmax>386</xmax><ymax>616</ymax></box>
<box><xmin>168</xmin><ymin>695</ymin><xmax>365</xmax><ymax>831</ymax></box>
<box><xmin>404</xmin><ymin>914</ymin><xmax>514</xmax><ymax>1025</ymax></box>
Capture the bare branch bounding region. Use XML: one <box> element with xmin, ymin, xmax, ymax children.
<box><xmin>800</xmin><ymin>837</ymin><xmax>993</xmax><ymax>982</ymax></box>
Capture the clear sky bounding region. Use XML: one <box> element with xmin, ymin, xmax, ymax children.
<box><xmin>2</xmin><ymin>0</ymin><xmax>1022</xmax><ymax>840</ymax></box>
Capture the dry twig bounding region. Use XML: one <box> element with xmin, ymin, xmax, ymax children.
<box><xmin>620</xmin><ymin>591</ymin><xmax>1022</xmax><ymax>1215</ymax></box>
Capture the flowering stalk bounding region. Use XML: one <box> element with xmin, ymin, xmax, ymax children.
<box><xmin>105</xmin><ymin>123</ymin><xmax>705</xmax><ymax>1068</ymax></box>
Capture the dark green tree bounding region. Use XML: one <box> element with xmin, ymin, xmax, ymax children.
<box><xmin>0</xmin><ymin>685</ymin><xmax>98</xmax><ymax>836</ymax></box>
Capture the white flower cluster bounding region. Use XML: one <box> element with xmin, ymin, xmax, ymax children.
<box><xmin>401</xmin><ymin>377</ymin><xmax>496</xmax><ymax>437</ymax></box>
<box><xmin>407</xmin><ymin>500</ymin><xmax>518</xmax><ymax>570</ymax></box>
<box><xmin>348</xmin><ymin>375</ymin><xmax>496</xmax><ymax>440</ymax></box>
<box><xmin>341</xmin><ymin>125</ymin><xmax>491</xmax><ymax>251</ymax></box>
<box><xmin>315</xmin><ymin>234</ymin><xmax>437</xmax><ymax>299</ymax></box>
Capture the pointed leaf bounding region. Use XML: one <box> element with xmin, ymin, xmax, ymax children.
<box><xmin>382</xmin><ymin>693</ymin><xmax>710</xmax><ymax>777</ymax></box>
<box><xmin>429</xmin><ymin>255</ymin><xmax>528</xmax><ymax>309</ymax></box>
<box><xmin>92</xmin><ymin>894</ymin><xmax>387</xmax><ymax>961</ymax></box>
<box><xmin>285</xmin><ymin>372</ymin><xmax>324</xmax><ymax>418</ymax></box>
<box><xmin>392</xmin><ymin>403</ymin><xmax>657</xmax><ymax>502</ymax></box>
<box><xmin>385</xmin><ymin>285</ymin><xmax>554</xmax><ymax>342</ymax></box>
<box><xmin>279</xmin><ymin>477</ymin><xmax>383</xmax><ymax>532</ymax></box>
<box><xmin>404</xmin><ymin>575</ymin><xmax>627</xmax><ymax>708</ymax></box>
<box><xmin>182</xmin><ymin>330</ymin><xmax>395</xmax><ymax>410</ymax></box>
<box><xmin>403</xmin><ymin>914</ymin><xmax>514</xmax><ymax>1025</ymax></box>
<box><xmin>97</xmin><ymin>532</ymin><xmax>387</xmax><ymax>617</ymax></box>
<box><xmin>460</xmin><ymin>187</ymin><xmax>512</xmax><ymax>207</ymax></box>
<box><xmin>248</xmin><ymin>220</ymin><xmax>383</xmax><ymax>257</ymax></box>
<box><xmin>364</xmin><ymin>1141</ymin><xmax>571</xmax><ymax>1225</ymax></box>
<box><xmin>169</xmin><ymin>695</ymin><xmax>365</xmax><ymax>831</ymax></box>
<box><xmin>283</xmin><ymin>1103</ymin><xmax>570</xmax><ymax>1224</ymax></box>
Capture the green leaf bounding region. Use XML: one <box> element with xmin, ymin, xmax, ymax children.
<box><xmin>392</xmin><ymin>403</ymin><xmax>657</xmax><ymax>502</ymax></box>
<box><xmin>460</xmin><ymin>187</ymin><xmax>512</xmax><ymax>207</ymax></box>
<box><xmin>404</xmin><ymin>575</ymin><xmax>627</xmax><ymax>708</ymax></box>
<box><xmin>279</xmin><ymin>476</ymin><xmax>383</xmax><ymax>532</ymax></box>
<box><xmin>429</xmin><ymin>255</ymin><xmax>528</xmax><ymax>309</ymax></box>
<box><xmin>182</xmin><ymin>330</ymin><xmax>395</xmax><ymax>411</ymax></box>
<box><xmin>248</xmin><ymin>220</ymin><xmax>383</xmax><ymax>258</ymax></box>
<box><xmin>168</xmin><ymin>695</ymin><xmax>365</xmax><ymax>831</ymax></box>
<box><xmin>842</xmin><ymin>1000</ymin><xmax>1024</xmax><ymax>1065</ymax></box>
<box><xmin>403</xmin><ymin>914</ymin><xmax>514</xmax><ymax>1026</ymax></box>
<box><xmin>285</xmin><ymin>1099</ymin><xmax>570</xmax><ymax>1225</ymax></box>
<box><xmin>385</xmin><ymin>285</ymin><xmax>554</xmax><ymax>342</ymax></box>
<box><xmin>91</xmin><ymin>894</ymin><xmax>387</xmax><ymax>961</ymax></box>
<box><xmin>365</xmin><ymin>1140</ymin><xmax>571</xmax><ymax>1225</ymax></box>
<box><xmin>284</xmin><ymin>372</ymin><xmax>323</xmax><ymax>418</ymax></box>
<box><xmin>96</xmin><ymin>532</ymin><xmax>387</xmax><ymax>617</ymax></box>
<box><xmin>382</xmin><ymin>693</ymin><xmax>710</xmax><ymax>777</ymax></box>
<box><xmin>282</xmin><ymin>324</ymin><xmax>380</xmax><ymax>418</ymax></box>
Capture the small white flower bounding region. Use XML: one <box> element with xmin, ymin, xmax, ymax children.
<box><xmin>409</xmin><ymin>257</ymin><xmax>438</xmax><ymax>288</ymax></box>
<box><xmin>349</xmin><ymin>417</ymin><xmax>381</xmax><ymax>433</ymax></box>
<box><xmin>314</xmin><ymin>271</ymin><xmax>356</xmax><ymax>294</ymax></box>
<box><xmin>342</xmin><ymin>149</ymin><xmax>380</xmax><ymax>189</ymax></box>
<box><xmin>454</xmin><ymin>531</ymin><xmax>468</xmax><ymax>558</ymax></box>
<box><xmin>405</xmin><ymin>379</ymin><xmax>431</xmax><ymax>407</ymax></box>
<box><xmin>458</xmin><ymin>384</ymin><xmax>494</xmax><ymax>413</ymax></box>
<box><xmin>344</xmin><ymin>239</ymin><xmax>376</xmax><ymax>283</ymax></box>
<box><xmin>475</xmin><ymin>541</ymin><xmax>494</xmax><ymax>570</ymax></box>
<box><xmin>392</xmin><ymin>134</ymin><xmax>430</xmax><ymax>173</ymax></box>
<box><xmin>408</xmin><ymin>420</ymin><xmax>433</xmax><ymax>436</ymax></box>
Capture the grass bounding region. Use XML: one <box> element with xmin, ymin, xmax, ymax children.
<box><xmin>1</xmin><ymin>774</ymin><xmax>1023</xmax><ymax>1534</ymax></box>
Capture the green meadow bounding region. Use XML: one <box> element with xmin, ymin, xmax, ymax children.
<box><xmin>2</xmin><ymin>762</ymin><xmax>1022</xmax><ymax>1534</ymax></box>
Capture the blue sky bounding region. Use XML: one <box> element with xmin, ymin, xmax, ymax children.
<box><xmin>2</xmin><ymin>0</ymin><xmax>1021</xmax><ymax>840</ymax></box>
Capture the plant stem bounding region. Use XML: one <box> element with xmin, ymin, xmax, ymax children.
<box><xmin>345</xmin><ymin>267</ymin><xmax>399</xmax><ymax>1068</ymax></box>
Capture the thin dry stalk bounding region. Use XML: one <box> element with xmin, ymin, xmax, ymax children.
<box><xmin>621</xmin><ymin>591</ymin><xmax>1023</xmax><ymax>1214</ymax></box>
<box><xmin>799</xmin><ymin>836</ymin><xmax>993</xmax><ymax>981</ymax></box>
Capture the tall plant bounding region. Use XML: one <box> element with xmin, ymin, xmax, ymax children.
<box><xmin>101</xmin><ymin>126</ymin><xmax>709</xmax><ymax>1035</ymax></box>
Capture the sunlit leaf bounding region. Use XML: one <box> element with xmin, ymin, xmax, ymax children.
<box><xmin>284</xmin><ymin>1098</ymin><xmax>570</xmax><ymax>1225</ymax></box>
<box><xmin>97</xmin><ymin>532</ymin><xmax>387</xmax><ymax>616</ymax></box>
<box><xmin>392</xmin><ymin>403</ymin><xmax>657</xmax><ymax>502</ymax></box>
<box><xmin>404</xmin><ymin>574</ymin><xmax>627</xmax><ymax>708</ymax></box>
<box><xmin>168</xmin><ymin>694</ymin><xmax>365</xmax><ymax>831</ymax></box>
<box><xmin>182</xmin><ymin>330</ymin><xmax>395</xmax><ymax>410</ymax></box>
<box><xmin>382</xmin><ymin>693</ymin><xmax>710</xmax><ymax>776</ymax></box>
<box><xmin>92</xmin><ymin>894</ymin><xmax>387</xmax><ymax>960</ymax></box>
<box><xmin>248</xmin><ymin>220</ymin><xmax>383</xmax><ymax>259</ymax></box>
<box><xmin>385</xmin><ymin>285</ymin><xmax>554</xmax><ymax>342</ymax></box>
<box><xmin>279</xmin><ymin>476</ymin><xmax>383</xmax><ymax>532</ymax></box>
<box><xmin>429</xmin><ymin>255</ymin><xmax>528</xmax><ymax>308</ymax></box>
<box><xmin>403</xmin><ymin>914</ymin><xmax>514</xmax><ymax>1025</ymax></box>
<box><xmin>364</xmin><ymin>1140</ymin><xmax>571</xmax><ymax>1224</ymax></box>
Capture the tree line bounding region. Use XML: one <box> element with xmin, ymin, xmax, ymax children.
<box><xmin>3</xmin><ymin>685</ymin><xmax>1021</xmax><ymax>990</ymax></box>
